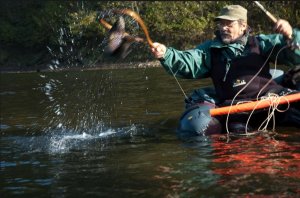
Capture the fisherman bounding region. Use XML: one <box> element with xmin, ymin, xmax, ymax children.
<box><xmin>150</xmin><ymin>5</ymin><xmax>300</xmax><ymax>134</ymax></box>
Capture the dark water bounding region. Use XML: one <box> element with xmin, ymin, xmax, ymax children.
<box><xmin>1</xmin><ymin>67</ymin><xmax>300</xmax><ymax>197</ymax></box>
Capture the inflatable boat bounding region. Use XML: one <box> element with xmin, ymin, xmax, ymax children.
<box><xmin>177</xmin><ymin>69</ymin><xmax>300</xmax><ymax>138</ymax></box>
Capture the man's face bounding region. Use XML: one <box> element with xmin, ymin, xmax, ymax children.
<box><xmin>216</xmin><ymin>19</ymin><xmax>247</xmax><ymax>44</ymax></box>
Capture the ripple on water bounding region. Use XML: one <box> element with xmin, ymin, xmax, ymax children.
<box><xmin>0</xmin><ymin>91</ymin><xmax>16</xmax><ymax>96</ymax></box>
<box><xmin>0</xmin><ymin>124</ymin><xmax>10</xmax><ymax>130</ymax></box>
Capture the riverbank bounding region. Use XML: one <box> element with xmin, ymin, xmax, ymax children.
<box><xmin>0</xmin><ymin>60</ymin><xmax>162</xmax><ymax>73</ymax></box>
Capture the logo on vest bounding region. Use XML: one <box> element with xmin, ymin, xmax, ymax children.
<box><xmin>233</xmin><ymin>79</ymin><xmax>246</xmax><ymax>87</ymax></box>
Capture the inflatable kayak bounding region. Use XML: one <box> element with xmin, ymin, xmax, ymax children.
<box><xmin>177</xmin><ymin>69</ymin><xmax>300</xmax><ymax>137</ymax></box>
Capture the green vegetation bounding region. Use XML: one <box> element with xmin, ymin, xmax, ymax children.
<box><xmin>0</xmin><ymin>1</ymin><xmax>299</xmax><ymax>71</ymax></box>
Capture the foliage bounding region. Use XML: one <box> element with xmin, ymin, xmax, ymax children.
<box><xmin>0</xmin><ymin>1</ymin><xmax>299</xmax><ymax>69</ymax></box>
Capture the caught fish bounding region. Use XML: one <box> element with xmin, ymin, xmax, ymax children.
<box><xmin>103</xmin><ymin>16</ymin><xmax>133</xmax><ymax>59</ymax></box>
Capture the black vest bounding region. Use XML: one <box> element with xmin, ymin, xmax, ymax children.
<box><xmin>210</xmin><ymin>37</ymin><xmax>283</xmax><ymax>103</ymax></box>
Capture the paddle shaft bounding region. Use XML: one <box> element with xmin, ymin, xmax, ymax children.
<box><xmin>210</xmin><ymin>93</ymin><xmax>300</xmax><ymax>116</ymax></box>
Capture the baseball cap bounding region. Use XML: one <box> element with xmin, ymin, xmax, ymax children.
<box><xmin>215</xmin><ymin>5</ymin><xmax>247</xmax><ymax>22</ymax></box>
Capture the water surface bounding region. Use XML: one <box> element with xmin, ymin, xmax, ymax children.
<box><xmin>1</xmin><ymin>67</ymin><xmax>299</xmax><ymax>197</ymax></box>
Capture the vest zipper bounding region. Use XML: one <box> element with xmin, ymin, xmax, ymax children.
<box><xmin>223</xmin><ymin>61</ymin><xmax>231</xmax><ymax>82</ymax></box>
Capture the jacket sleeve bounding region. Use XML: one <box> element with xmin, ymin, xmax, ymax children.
<box><xmin>257</xmin><ymin>28</ymin><xmax>300</xmax><ymax>66</ymax></box>
<box><xmin>159</xmin><ymin>41</ymin><xmax>212</xmax><ymax>79</ymax></box>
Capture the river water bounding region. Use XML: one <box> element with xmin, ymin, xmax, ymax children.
<box><xmin>1</xmin><ymin>67</ymin><xmax>299</xmax><ymax>197</ymax></box>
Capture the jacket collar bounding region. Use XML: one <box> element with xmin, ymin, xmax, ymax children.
<box><xmin>211</xmin><ymin>28</ymin><xmax>251</xmax><ymax>50</ymax></box>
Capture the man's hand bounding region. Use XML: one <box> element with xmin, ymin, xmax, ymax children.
<box><xmin>150</xmin><ymin>42</ymin><xmax>167</xmax><ymax>59</ymax></box>
<box><xmin>274</xmin><ymin>19</ymin><xmax>293</xmax><ymax>39</ymax></box>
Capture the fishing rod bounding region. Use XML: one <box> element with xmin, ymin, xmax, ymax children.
<box><xmin>253</xmin><ymin>1</ymin><xmax>277</xmax><ymax>24</ymax></box>
<box><xmin>99</xmin><ymin>10</ymin><xmax>152</xmax><ymax>59</ymax></box>
<box><xmin>254</xmin><ymin>1</ymin><xmax>299</xmax><ymax>49</ymax></box>
<box><xmin>112</xmin><ymin>9</ymin><xmax>154</xmax><ymax>47</ymax></box>
<box><xmin>99</xmin><ymin>9</ymin><xmax>153</xmax><ymax>47</ymax></box>
<box><xmin>99</xmin><ymin>9</ymin><xmax>189</xmax><ymax>99</ymax></box>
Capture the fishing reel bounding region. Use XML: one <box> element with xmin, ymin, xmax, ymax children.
<box><xmin>288</xmin><ymin>40</ymin><xmax>300</xmax><ymax>50</ymax></box>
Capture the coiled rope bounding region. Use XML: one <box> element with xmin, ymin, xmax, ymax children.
<box><xmin>225</xmin><ymin>37</ymin><xmax>293</xmax><ymax>139</ymax></box>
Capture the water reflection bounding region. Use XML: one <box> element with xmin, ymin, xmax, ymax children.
<box><xmin>210</xmin><ymin>132</ymin><xmax>300</xmax><ymax>196</ymax></box>
<box><xmin>212</xmin><ymin>134</ymin><xmax>300</xmax><ymax>177</ymax></box>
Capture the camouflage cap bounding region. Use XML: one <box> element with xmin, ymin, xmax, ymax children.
<box><xmin>215</xmin><ymin>5</ymin><xmax>247</xmax><ymax>22</ymax></box>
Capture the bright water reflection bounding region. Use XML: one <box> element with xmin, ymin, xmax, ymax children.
<box><xmin>1</xmin><ymin>68</ymin><xmax>299</xmax><ymax>197</ymax></box>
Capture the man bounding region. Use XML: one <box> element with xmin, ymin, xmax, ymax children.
<box><xmin>150</xmin><ymin>5</ymin><xmax>300</xmax><ymax>134</ymax></box>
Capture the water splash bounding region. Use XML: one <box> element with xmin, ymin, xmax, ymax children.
<box><xmin>45</xmin><ymin>3</ymin><xmax>105</xmax><ymax>70</ymax></box>
<box><xmin>35</xmin><ymin>3</ymin><xmax>150</xmax><ymax>153</ymax></box>
<box><xmin>48</xmin><ymin>124</ymin><xmax>138</xmax><ymax>154</ymax></box>
<box><xmin>39</xmin><ymin>3</ymin><xmax>107</xmax><ymax>140</ymax></box>
<box><xmin>3</xmin><ymin>124</ymin><xmax>140</xmax><ymax>155</ymax></box>
<box><xmin>36</xmin><ymin>67</ymin><xmax>146</xmax><ymax>154</ymax></box>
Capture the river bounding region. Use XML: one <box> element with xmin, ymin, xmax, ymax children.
<box><xmin>1</xmin><ymin>67</ymin><xmax>299</xmax><ymax>197</ymax></box>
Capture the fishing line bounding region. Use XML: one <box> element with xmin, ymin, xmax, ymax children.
<box><xmin>100</xmin><ymin>8</ymin><xmax>297</xmax><ymax>137</ymax></box>
<box><xmin>245</xmin><ymin>92</ymin><xmax>291</xmax><ymax>135</ymax></box>
<box><xmin>256</xmin><ymin>44</ymin><xmax>290</xmax><ymax>98</ymax></box>
<box><xmin>224</xmin><ymin>36</ymin><xmax>280</xmax><ymax>137</ymax></box>
<box><xmin>256</xmin><ymin>93</ymin><xmax>291</xmax><ymax>132</ymax></box>
<box><xmin>248</xmin><ymin>44</ymin><xmax>291</xmax><ymax>132</ymax></box>
<box><xmin>99</xmin><ymin>9</ymin><xmax>189</xmax><ymax>100</ymax></box>
<box><xmin>226</xmin><ymin>39</ymin><xmax>293</xmax><ymax>139</ymax></box>
<box><xmin>166</xmin><ymin>65</ymin><xmax>189</xmax><ymax>100</ymax></box>
<box><xmin>226</xmin><ymin>1</ymin><xmax>299</xmax><ymax>138</ymax></box>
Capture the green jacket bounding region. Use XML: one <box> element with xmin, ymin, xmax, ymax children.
<box><xmin>160</xmin><ymin>29</ymin><xmax>300</xmax><ymax>79</ymax></box>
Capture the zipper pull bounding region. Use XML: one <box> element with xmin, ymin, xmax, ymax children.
<box><xmin>223</xmin><ymin>63</ymin><xmax>231</xmax><ymax>82</ymax></box>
